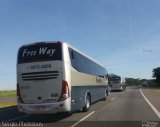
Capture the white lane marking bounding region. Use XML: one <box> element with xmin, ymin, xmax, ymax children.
<box><xmin>0</xmin><ymin>106</ymin><xmax>17</xmax><ymax>112</ymax></box>
<box><xmin>70</xmin><ymin>111</ymin><xmax>95</xmax><ymax>127</ymax></box>
<box><xmin>140</xmin><ymin>88</ymin><xmax>160</xmax><ymax>119</ymax></box>
<box><xmin>6</xmin><ymin>114</ymin><xmax>29</xmax><ymax>122</ymax></box>
<box><xmin>110</xmin><ymin>96</ymin><xmax>117</xmax><ymax>101</ymax></box>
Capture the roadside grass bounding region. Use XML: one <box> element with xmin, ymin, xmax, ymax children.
<box><xmin>153</xmin><ymin>86</ymin><xmax>160</xmax><ymax>92</ymax></box>
<box><xmin>0</xmin><ymin>90</ymin><xmax>16</xmax><ymax>108</ymax></box>
<box><xmin>0</xmin><ymin>101</ymin><xmax>17</xmax><ymax>108</ymax></box>
<box><xmin>153</xmin><ymin>86</ymin><xmax>160</xmax><ymax>89</ymax></box>
<box><xmin>150</xmin><ymin>84</ymin><xmax>160</xmax><ymax>89</ymax></box>
<box><xmin>150</xmin><ymin>87</ymin><xmax>160</xmax><ymax>93</ymax></box>
<box><xmin>148</xmin><ymin>81</ymin><xmax>160</xmax><ymax>92</ymax></box>
<box><xmin>0</xmin><ymin>90</ymin><xmax>16</xmax><ymax>98</ymax></box>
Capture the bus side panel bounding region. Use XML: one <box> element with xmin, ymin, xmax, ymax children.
<box><xmin>71</xmin><ymin>86</ymin><xmax>86</xmax><ymax>111</ymax></box>
<box><xmin>70</xmin><ymin>70</ymin><xmax>107</xmax><ymax>111</ymax></box>
<box><xmin>71</xmin><ymin>86</ymin><xmax>100</xmax><ymax>111</ymax></box>
<box><xmin>71</xmin><ymin>85</ymin><xmax>107</xmax><ymax>111</ymax></box>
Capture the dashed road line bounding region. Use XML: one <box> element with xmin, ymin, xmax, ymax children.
<box><xmin>70</xmin><ymin>111</ymin><xmax>95</xmax><ymax>127</ymax></box>
<box><xmin>110</xmin><ymin>96</ymin><xmax>117</xmax><ymax>101</ymax></box>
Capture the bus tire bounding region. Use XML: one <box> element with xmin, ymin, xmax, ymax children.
<box><xmin>102</xmin><ymin>90</ymin><xmax>107</xmax><ymax>101</ymax></box>
<box><xmin>65</xmin><ymin>111</ymin><xmax>73</xmax><ymax>116</ymax></box>
<box><xmin>83</xmin><ymin>94</ymin><xmax>90</xmax><ymax>112</ymax></box>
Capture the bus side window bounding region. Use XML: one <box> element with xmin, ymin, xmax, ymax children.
<box><xmin>71</xmin><ymin>50</ymin><xmax>74</xmax><ymax>59</ymax></box>
<box><xmin>105</xmin><ymin>74</ymin><xmax>109</xmax><ymax>79</ymax></box>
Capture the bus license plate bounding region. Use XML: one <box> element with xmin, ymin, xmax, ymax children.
<box><xmin>35</xmin><ymin>106</ymin><xmax>45</xmax><ymax>110</ymax></box>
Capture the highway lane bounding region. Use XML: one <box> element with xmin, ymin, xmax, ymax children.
<box><xmin>75</xmin><ymin>87</ymin><xmax>160</xmax><ymax>127</ymax></box>
<box><xmin>86</xmin><ymin>87</ymin><xmax>159</xmax><ymax>121</ymax></box>
<box><xmin>0</xmin><ymin>86</ymin><xmax>160</xmax><ymax>127</ymax></box>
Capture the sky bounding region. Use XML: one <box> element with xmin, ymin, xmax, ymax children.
<box><xmin>0</xmin><ymin>0</ymin><xmax>160</xmax><ymax>90</ymax></box>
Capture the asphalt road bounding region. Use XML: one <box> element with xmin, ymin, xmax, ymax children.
<box><xmin>0</xmin><ymin>86</ymin><xmax>160</xmax><ymax>127</ymax></box>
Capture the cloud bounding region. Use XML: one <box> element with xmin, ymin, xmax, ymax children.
<box><xmin>142</xmin><ymin>49</ymin><xmax>153</xmax><ymax>52</ymax></box>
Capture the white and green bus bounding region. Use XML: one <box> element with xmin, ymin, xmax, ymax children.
<box><xmin>17</xmin><ymin>41</ymin><xmax>109</xmax><ymax>114</ymax></box>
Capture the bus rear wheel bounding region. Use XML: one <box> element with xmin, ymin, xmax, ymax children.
<box><xmin>83</xmin><ymin>94</ymin><xmax>90</xmax><ymax>112</ymax></box>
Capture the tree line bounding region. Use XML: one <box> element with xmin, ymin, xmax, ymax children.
<box><xmin>152</xmin><ymin>67</ymin><xmax>160</xmax><ymax>85</ymax></box>
<box><xmin>125</xmin><ymin>67</ymin><xmax>160</xmax><ymax>86</ymax></box>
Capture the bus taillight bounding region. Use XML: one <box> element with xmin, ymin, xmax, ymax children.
<box><xmin>58</xmin><ymin>81</ymin><xmax>70</xmax><ymax>102</ymax></box>
<box><xmin>17</xmin><ymin>83</ymin><xmax>24</xmax><ymax>103</ymax></box>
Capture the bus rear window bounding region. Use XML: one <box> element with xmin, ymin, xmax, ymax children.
<box><xmin>18</xmin><ymin>43</ymin><xmax>62</xmax><ymax>64</ymax></box>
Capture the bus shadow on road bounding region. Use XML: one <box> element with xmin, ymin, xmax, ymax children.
<box><xmin>17</xmin><ymin>112</ymin><xmax>72</xmax><ymax>123</ymax></box>
<box><xmin>0</xmin><ymin>107</ymin><xmax>72</xmax><ymax>123</ymax></box>
<box><xmin>111</xmin><ymin>90</ymin><xmax>123</xmax><ymax>92</ymax></box>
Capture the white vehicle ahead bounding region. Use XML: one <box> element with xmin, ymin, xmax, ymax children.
<box><xmin>17</xmin><ymin>41</ymin><xmax>109</xmax><ymax>114</ymax></box>
<box><xmin>109</xmin><ymin>74</ymin><xmax>126</xmax><ymax>91</ymax></box>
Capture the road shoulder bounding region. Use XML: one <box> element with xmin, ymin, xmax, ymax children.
<box><xmin>141</xmin><ymin>87</ymin><xmax>160</xmax><ymax>116</ymax></box>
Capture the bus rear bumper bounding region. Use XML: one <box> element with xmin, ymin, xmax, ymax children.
<box><xmin>17</xmin><ymin>98</ymin><xmax>71</xmax><ymax>114</ymax></box>
<box><xmin>111</xmin><ymin>87</ymin><xmax>123</xmax><ymax>91</ymax></box>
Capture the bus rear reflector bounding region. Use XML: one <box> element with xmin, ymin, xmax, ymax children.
<box><xmin>17</xmin><ymin>83</ymin><xmax>24</xmax><ymax>103</ymax></box>
<box><xmin>58</xmin><ymin>81</ymin><xmax>70</xmax><ymax>102</ymax></box>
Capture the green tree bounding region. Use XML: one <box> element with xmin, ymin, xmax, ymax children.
<box><xmin>125</xmin><ymin>78</ymin><xmax>141</xmax><ymax>86</ymax></box>
<box><xmin>152</xmin><ymin>67</ymin><xmax>160</xmax><ymax>84</ymax></box>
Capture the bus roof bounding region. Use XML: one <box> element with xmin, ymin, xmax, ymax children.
<box><xmin>65</xmin><ymin>42</ymin><xmax>106</xmax><ymax>69</ymax></box>
<box><xmin>19</xmin><ymin>41</ymin><xmax>107</xmax><ymax>69</ymax></box>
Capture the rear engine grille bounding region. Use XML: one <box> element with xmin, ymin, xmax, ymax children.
<box><xmin>22</xmin><ymin>71</ymin><xmax>59</xmax><ymax>81</ymax></box>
